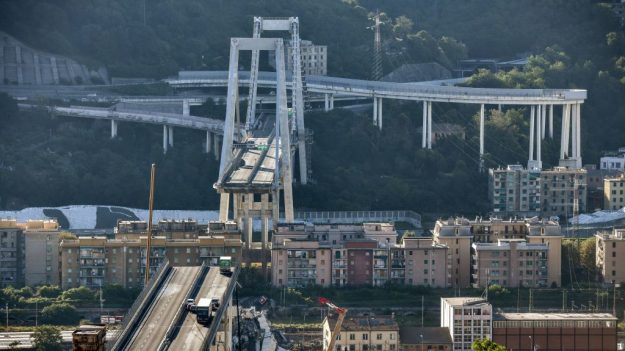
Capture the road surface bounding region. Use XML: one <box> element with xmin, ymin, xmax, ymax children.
<box><xmin>168</xmin><ymin>268</ymin><xmax>230</xmax><ymax>350</ymax></box>
<box><xmin>126</xmin><ymin>266</ymin><xmax>201</xmax><ymax>351</ymax></box>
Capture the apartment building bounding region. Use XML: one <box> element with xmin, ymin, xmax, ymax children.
<box><xmin>0</xmin><ymin>219</ymin><xmax>25</xmax><ymax>287</ymax></box>
<box><xmin>600</xmin><ymin>147</ymin><xmax>625</xmax><ymax>171</ymax></box>
<box><xmin>492</xmin><ymin>312</ymin><xmax>618</xmax><ymax>351</ymax></box>
<box><xmin>60</xmin><ymin>225</ymin><xmax>242</xmax><ymax>289</ymax></box>
<box><xmin>596</xmin><ymin>228</ymin><xmax>625</xmax><ymax>284</ymax></box>
<box><xmin>440</xmin><ymin>297</ymin><xmax>492</xmax><ymax>351</ymax></box>
<box><xmin>434</xmin><ymin>217</ymin><xmax>562</xmax><ymax>288</ymax></box>
<box><xmin>489</xmin><ymin>165</ymin><xmax>587</xmax><ymax>217</ymax></box>
<box><xmin>540</xmin><ymin>167</ymin><xmax>587</xmax><ymax>216</ymax></box>
<box><xmin>390</xmin><ymin>237</ymin><xmax>448</xmax><ymax>288</ymax></box>
<box><xmin>23</xmin><ymin>220</ymin><xmax>61</xmax><ymax>286</ymax></box>
<box><xmin>603</xmin><ymin>174</ymin><xmax>625</xmax><ymax>210</ymax></box>
<box><xmin>269</xmin><ymin>39</ymin><xmax>327</xmax><ymax>76</ymax></box>
<box><xmin>115</xmin><ymin>219</ymin><xmax>221</xmax><ymax>239</ymax></box>
<box><xmin>323</xmin><ymin>315</ymin><xmax>399</xmax><ymax>351</ymax></box>
<box><xmin>472</xmin><ymin>239</ymin><xmax>550</xmax><ymax>288</ymax></box>
<box><xmin>432</xmin><ymin>219</ymin><xmax>473</xmax><ymax>288</ymax></box>
<box><xmin>489</xmin><ymin>165</ymin><xmax>541</xmax><ymax>216</ymax></box>
<box><xmin>271</xmin><ymin>222</ymin><xmax>449</xmax><ymax>288</ymax></box>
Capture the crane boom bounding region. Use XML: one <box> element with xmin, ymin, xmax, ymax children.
<box><xmin>320</xmin><ymin>297</ymin><xmax>348</xmax><ymax>351</ymax></box>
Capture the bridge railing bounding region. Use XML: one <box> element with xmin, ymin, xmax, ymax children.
<box><xmin>293</xmin><ymin>210</ymin><xmax>422</xmax><ymax>227</ymax></box>
<box><xmin>200</xmin><ymin>267</ymin><xmax>240</xmax><ymax>351</ymax></box>
<box><xmin>108</xmin><ymin>258</ymin><xmax>171</xmax><ymax>351</ymax></box>
<box><xmin>158</xmin><ymin>263</ymin><xmax>209</xmax><ymax>351</ymax></box>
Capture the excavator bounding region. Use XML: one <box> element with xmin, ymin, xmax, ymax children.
<box><xmin>319</xmin><ymin>297</ymin><xmax>348</xmax><ymax>351</ymax></box>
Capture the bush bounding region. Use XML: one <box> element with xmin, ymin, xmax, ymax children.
<box><xmin>60</xmin><ymin>287</ymin><xmax>96</xmax><ymax>303</ymax></box>
<box><xmin>37</xmin><ymin>286</ymin><xmax>62</xmax><ymax>299</ymax></box>
<box><xmin>32</xmin><ymin>325</ymin><xmax>63</xmax><ymax>351</ymax></box>
<box><xmin>40</xmin><ymin>303</ymin><xmax>80</xmax><ymax>325</ymax></box>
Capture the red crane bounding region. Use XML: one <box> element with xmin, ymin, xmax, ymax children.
<box><xmin>319</xmin><ymin>297</ymin><xmax>348</xmax><ymax>351</ymax></box>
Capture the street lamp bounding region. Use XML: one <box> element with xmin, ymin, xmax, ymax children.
<box><xmin>420</xmin><ymin>334</ymin><xmax>423</xmax><ymax>351</ymax></box>
<box><xmin>529</xmin><ymin>335</ymin><xmax>536</xmax><ymax>351</ymax></box>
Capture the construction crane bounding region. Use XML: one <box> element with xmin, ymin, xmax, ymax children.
<box><xmin>319</xmin><ymin>297</ymin><xmax>348</xmax><ymax>351</ymax></box>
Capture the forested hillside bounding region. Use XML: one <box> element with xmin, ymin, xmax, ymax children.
<box><xmin>0</xmin><ymin>0</ymin><xmax>624</xmax><ymax>216</ymax></box>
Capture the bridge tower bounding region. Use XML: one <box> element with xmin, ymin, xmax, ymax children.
<box><xmin>215</xmin><ymin>37</ymin><xmax>295</xmax><ymax>250</ymax></box>
<box><xmin>246</xmin><ymin>17</ymin><xmax>309</xmax><ymax>185</ymax></box>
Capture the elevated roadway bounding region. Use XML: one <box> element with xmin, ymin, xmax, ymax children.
<box><xmin>125</xmin><ymin>266</ymin><xmax>201</xmax><ymax>351</ymax></box>
<box><xmin>167</xmin><ymin>268</ymin><xmax>231</xmax><ymax>350</ymax></box>
<box><xmin>166</xmin><ymin>70</ymin><xmax>587</xmax><ymax>105</ymax></box>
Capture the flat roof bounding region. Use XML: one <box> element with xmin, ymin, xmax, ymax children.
<box><xmin>442</xmin><ymin>297</ymin><xmax>489</xmax><ymax>306</ymax></box>
<box><xmin>498</xmin><ymin>312</ymin><xmax>617</xmax><ymax>321</ymax></box>
<box><xmin>399</xmin><ymin>327</ymin><xmax>452</xmax><ymax>344</ymax></box>
<box><xmin>327</xmin><ymin>315</ymin><xmax>398</xmax><ymax>332</ymax></box>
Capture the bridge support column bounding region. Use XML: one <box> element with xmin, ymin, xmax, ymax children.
<box><xmin>324</xmin><ymin>94</ymin><xmax>330</xmax><ymax>112</ymax></box>
<box><xmin>377</xmin><ymin>98</ymin><xmax>383</xmax><ymax>130</ymax></box>
<box><xmin>272</xmin><ymin>190</ymin><xmax>280</xmax><ymax>228</ymax></box>
<box><xmin>427</xmin><ymin>101</ymin><xmax>432</xmax><ymax>149</ymax></box>
<box><xmin>110</xmin><ymin>120</ymin><xmax>118</xmax><ymax>139</ymax></box>
<box><xmin>372</xmin><ymin>96</ymin><xmax>378</xmax><ymax>126</ymax></box>
<box><xmin>541</xmin><ymin>104</ymin><xmax>546</xmax><ymax>140</ymax></box>
<box><xmin>560</xmin><ymin>104</ymin><xmax>570</xmax><ymax>159</ymax></box>
<box><xmin>576</xmin><ymin>103</ymin><xmax>582</xmax><ymax>166</ymax></box>
<box><xmin>422</xmin><ymin>101</ymin><xmax>427</xmax><ymax>148</ymax></box>
<box><xmin>529</xmin><ymin>106</ymin><xmax>535</xmax><ymax>166</ymax></box>
<box><xmin>261</xmin><ymin>194</ymin><xmax>270</xmax><ymax>249</ymax></box>
<box><xmin>219</xmin><ymin>193</ymin><xmax>230</xmax><ymax>222</ymax></box>
<box><xmin>536</xmin><ymin>105</ymin><xmax>542</xmax><ymax>167</ymax></box>
<box><xmin>479</xmin><ymin>104</ymin><xmax>485</xmax><ymax>172</ymax></box>
<box><xmin>549</xmin><ymin>104</ymin><xmax>554</xmax><ymax>139</ymax></box>
<box><xmin>205</xmin><ymin>131</ymin><xmax>212</xmax><ymax>154</ymax></box>
<box><xmin>213</xmin><ymin>134</ymin><xmax>220</xmax><ymax>160</ymax></box>
<box><xmin>182</xmin><ymin>100</ymin><xmax>190</xmax><ymax>116</ymax></box>
<box><xmin>162</xmin><ymin>125</ymin><xmax>168</xmax><ymax>154</ymax></box>
<box><xmin>168</xmin><ymin>126</ymin><xmax>174</xmax><ymax>147</ymax></box>
<box><xmin>329</xmin><ymin>94</ymin><xmax>334</xmax><ymax>110</ymax></box>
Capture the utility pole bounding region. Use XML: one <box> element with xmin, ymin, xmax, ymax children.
<box><xmin>144</xmin><ymin>163</ymin><xmax>156</xmax><ymax>286</ymax></box>
<box><xmin>5</xmin><ymin>303</ymin><xmax>7</xmax><ymax>329</ymax></box>
<box><xmin>421</xmin><ymin>296</ymin><xmax>424</xmax><ymax>328</ymax></box>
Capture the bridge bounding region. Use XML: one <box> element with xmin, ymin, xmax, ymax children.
<box><xmin>109</xmin><ymin>260</ymin><xmax>239</xmax><ymax>351</ymax></box>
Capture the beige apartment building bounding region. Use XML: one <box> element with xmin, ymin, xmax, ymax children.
<box><xmin>433</xmin><ymin>217</ymin><xmax>562</xmax><ymax>288</ymax></box>
<box><xmin>472</xmin><ymin>239</ymin><xmax>551</xmax><ymax>288</ymax></box>
<box><xmin>0</xmin><ymin>219</ymin><xmax>61</xmax><ymax>287</ymax></box>
<box><xmin>60</xmin><ymin>221</ymin><xmax>242</xmax><ymax>289</ymax></box>
<box><xmin>323</xmin><ymin>315</ymin><xmax>399</xmax><ymax>351</ymax></box>
<box><xmin>271</xmin><ymin>222</ymin><xmax>449</xmax><ymax>288</ymax></box>
<box><xmin>432</xmin><ymin>219</ymin><xmax>474</xmax><ymax>288</ymax></box>
<box><xmin>603</xmin><ymin>174</ymin><xmax>625</xmax><ymax>210</ymax></box>
<box><xmin>23</xmin><ymin>220</ymin><xmax>61</xmax><ymax>286</ymax></box>
<box><xmin>596</xmin><ymin>228</ymin><xmax>625</xmax><ymax>284</ymax></box>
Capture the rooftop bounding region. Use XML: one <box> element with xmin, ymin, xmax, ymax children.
<box><xmin>326</xmin><ymin>315</ymin><xmax>398</xmax><ymax>332</ymax></box>
<box><xmin>399</xmin><ymin>327</ymin><xmax>452</xmax><ymax>345</ymax></box>
<box><xmin>497</xmin><ymin>312</ymin><xmax>617</xmax><ymax>321</ymax></box>
<box><xmin>442</xmin><ymin>297</ymin><xmax>489</xmax><ymax>307</ymax></box>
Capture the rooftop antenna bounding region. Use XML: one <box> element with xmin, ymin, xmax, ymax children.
<box><xmin>144</xmin><ymin>163</ymin><xmax>156</xmax><ymax>286</ymax></box>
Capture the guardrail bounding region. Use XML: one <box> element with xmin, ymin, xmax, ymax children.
<box><xmin>293</xmin><ymin>210</ymin><xmax>422</xmax><ymax>228</ymax></box>
<box><xmin>200</xmin><ymin>267</ymin><xmax>240</xmax><ymax>351</ymax></box>
<box><xmin>108</xmin><ymin>259</ymin><xmax>171</xmax><ymax>351</ymax></box>
<box><xmin>159</xmin><ymin>263</ymin><xmax>209</xmax><ymax>351</ymax></box>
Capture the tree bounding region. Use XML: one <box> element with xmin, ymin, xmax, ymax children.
<box><xmin>36</xmin><ymin>285</ymin><xmax>62</xmax><ymax>299</ymax></box>
<box><xmin>472</xmin><ymin>338</ymin><xmax>507</xmax><ymax>351</ymax></box>
<box><xmin>61</xmin><ymin>286</ymin><xmax>96</xmax><ymax>302</ymax></box>
<box><xmin>579</xmin><ymin>237</ymin><xmax>597</xmax><ymax>279</ymax></box>
<box><xmin>40</xmin><ymin>303</ymin><xmax>80</xmax><ymax>325</ymax></box>
<box><xmin>32</xmin><ymin>325</ymin><xmax>63</xmax><ymax>351</ymax></box>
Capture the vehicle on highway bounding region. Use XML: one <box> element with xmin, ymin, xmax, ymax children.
<box><xmin>186</xmin><ymin>298</ymin><xmax>196</xmax><ymax>312</ymax></box>
<box><xmin>219</xmin><ymin>256</ymin><xmax>232</xmax><ymax>276</ymax></box>
<box><xmin>196</xmin><ymin>298</ymin><xmax>219</xmax><ymax>325</ymax></box>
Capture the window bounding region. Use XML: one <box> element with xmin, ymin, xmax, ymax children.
<box><xmin>377</xmin><ymin>333</ymin><xmax>382</xmax><ymax>340</ymax></box>
<box><xmin>349</xmin><ymin>334</ymin><xmax>355</xmax><ymax>340</ymax></box>
<box><xmin>362</xmin><ymin>334</ymin><xmax>368</xmax><ymax>340</ymax></box>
